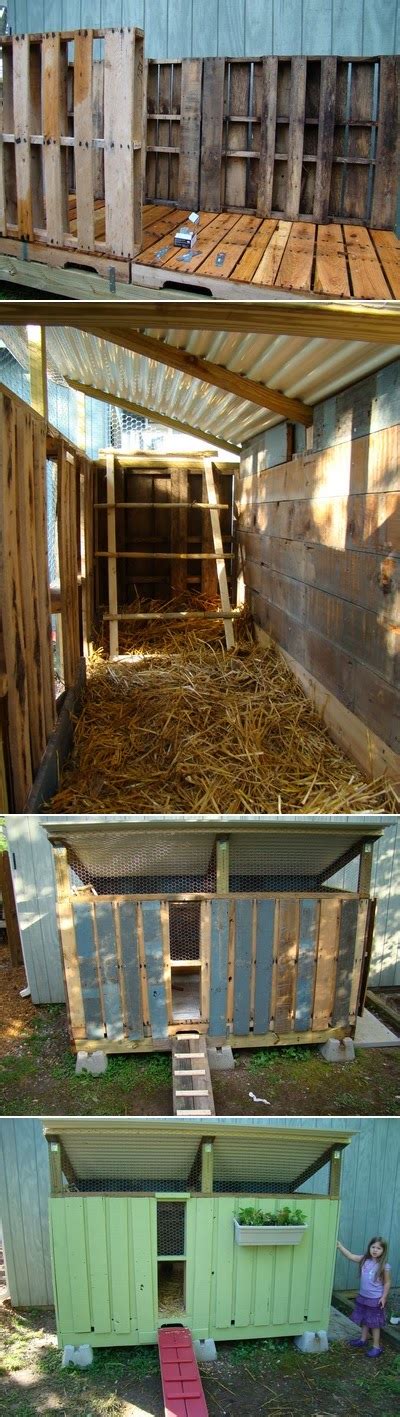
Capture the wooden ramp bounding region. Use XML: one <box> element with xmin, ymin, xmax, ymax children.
<box><xmin>172</xmin><ymin>1034</ymin><xmax>215</xmax><ymax>1117</ymax></box>
<box><xmin>158</xmin><ymin>1326</ymin><xmax>209</xmax><ymax>1417</ymax></box>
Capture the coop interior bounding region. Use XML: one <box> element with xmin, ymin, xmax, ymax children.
<box><xmin>0</xmin><ymin>313</ymin><xmax>399</xmax><ymax>817</ymax></box>
<box><xmin>0</xmin><ymin>31</ymin><xmax>400</xmax><ymax>297</ymax></box>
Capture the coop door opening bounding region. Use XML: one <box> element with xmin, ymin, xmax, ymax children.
<box><xmin>157</xmin><ymin>1202</ymin><xmax>186</xmax><ymax>1317</ymax></box>
<box><xmin>169</xmin><ymin>902</ymin><xmax>201</xmax><ymax>1022</ymax></box>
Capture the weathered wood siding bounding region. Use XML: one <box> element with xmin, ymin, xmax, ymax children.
<box><xmin>6</xmin><ymin>815</ymin><xmax>64</xmax><ymax>1003</ymax></box>
<box><xmin>7</xmin><ymin>2</ymin><xmax>400</xmax><ymax>59</ymax></box>
<box><xmin>1</xmin><ymin>1117</ymin><xmax>399</xmax><ymax>1308</ymax></box>
<box><xmin>238</xmin><ymin>359</ymin><xmax>400</xmax><ymax>763</ymax></box>
<box><xmin>0</xmin><ymin>1117</ymin><xmax>54</xmax><ymax>1305</ymax></box>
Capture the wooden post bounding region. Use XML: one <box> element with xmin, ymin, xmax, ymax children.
<box><xmin>47</xmin><ymin>1139</ymin><xmax>64</xmax><ymax>1196</ymax></box>
<box><xmin>33</xmin><ymin>421</ymin><xmax>56</xmax><ymax>742</ymax></box>
<box><xmin>201</xmin><ymin>1140</ymin><xmax>214</xmax><ymax>1193</ymax></box>
<box><xmin>53</xmin><ymin>845</ymin><xmax>86</xmax><ymax>1043</ymax></box>
<box><xmin>170</xmin><ymin>467</ymin><xmax>188</xmax><ymax>595</ymax></box>
<box><xmin>106</xmin><ymin>451</ymin><xmax>118</xmax><ymax>657</ymax></box>
<box><xmin>329</xmin><ymin>1149</ymin><xmax>342</xmax><ymax>1197</ymax></box>
<box><xmin>58</xmin><ymin>445</ymin><xmax>81</xmax><ymax>687</ymax></box>
<box><xmin>216</xmin><ymin>837</ymin><xmax>229</xmax><ymax>895</ymax></box>
<box><xmin>27</xmin><ymin>324</ymin><xmax>47</xmax><ymax>420</ymax></box>
<box><xmin>0</xmin><ymin>850</ymin><xmax>23</xmax><ymax>966</ymax></box>
<box><xmin>203</xmin><ymin>459</ymin><xmax>234</xmax><ymax>650</ymax></box>
<box><xmin>358</xmin><ymin>842</ymin><xmax>373</xmax><ymax>896</ymax></box>
<box><xmin>0</xmin><ymin>392</ymin><xmax>32</xmax><ymax>807</ymax></box>
<box><xmin>15</xmin><ymin>405</ymin><xmax>47</xmax><ymax>774</ymax></box>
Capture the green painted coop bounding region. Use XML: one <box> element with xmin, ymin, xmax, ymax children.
<box><xmin>45</xmin><ymin>1119</ymin><xmax>352</xmax><ymax>1348</ymax></box>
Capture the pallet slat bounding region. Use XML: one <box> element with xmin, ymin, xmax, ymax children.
<box><xmin>42</xmin><ymin>34</ymin><xmax>69</xmax><ymax>245</ymax></box>
<box><xmin>74</xmin><ymin>30</ymin><xmax>95</xmax><ymax>252</ymax></box>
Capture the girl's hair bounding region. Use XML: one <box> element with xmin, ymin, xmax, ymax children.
<box><xmin>360</xmin><ymin>1236</ymin><xmax>389</xmax><ymax>1282</ymax></box>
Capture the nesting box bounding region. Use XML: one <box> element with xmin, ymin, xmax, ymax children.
<box><xmin>45</xmin><ymin>1120</ymin><xmax>351</xmax><ymax>1348</ymax></box>
<box><xmin>43</xmin><ymin>815</ymin><xmax>377</xmax><ymax>1056</ymax></box>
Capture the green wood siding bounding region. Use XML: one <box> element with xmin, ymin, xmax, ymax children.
<box><xmin>49</xmin><ymin>1193</ymin><xmax>339</xmax><ymax>1346</ymax></box>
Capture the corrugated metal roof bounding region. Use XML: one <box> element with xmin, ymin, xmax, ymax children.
<box><xmin>1</xmin><ymin>324</ymin><xmax>398</xmax><ymax>450</ymax></box>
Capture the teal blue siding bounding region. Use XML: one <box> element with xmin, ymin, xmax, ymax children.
<box><xmin>233</xmin><ymin>899</ymin><xmax>253</xmax><ymax>1034</ymax></box>
<box><xmin>209</xmin><ymin>900</ymin><xmax>229</xmax><ymax>1035</ymax></box>
<box><xmin>73</xmin><ymin>903</ymin><xmax>104</xmax><ymax>1039</ymax></box>
<box><xmin>7</xmin><ymin>2</ymin><xmax>400</xmax><ymax>55</ymax></box>
<box><xmin>96</xmin><ymin>902</ymin><xmax>124</xmax><ymax>1040</ymax></box>
<box><xmin>119</xmin><ymin>901</ymin><xmax>144</xmax><ymax>1038</ymax></box>
<box><xmin>141</xmin><ymin>901</ymin><xmax>169</xmax><ymax>1036</ymax></box>
<box><xmin>295</xmin><ymin>900</ymin><xmax>319</xmax><ymax>1031</ymax></box>
<box><xmin>312</xmin><ymin>358</ymin><xmax>400</xmax><ymax>450</ymax></box>
<box><xmin>253</xmin><ymin>899</ymin><xmax>274</xmax><ymax>1035</ymax></box>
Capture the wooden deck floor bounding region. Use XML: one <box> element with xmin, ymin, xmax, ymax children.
<box><xmin>133</xmin><ymin>206</ymin><xmax>400</xmax><ymax>300</ymax></box>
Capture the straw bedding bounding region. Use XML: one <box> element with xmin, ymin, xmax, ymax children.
<box><xmin>49</xmin><ymin>601</ymin><xmax>397</xmax><ymax>814</ymax></box>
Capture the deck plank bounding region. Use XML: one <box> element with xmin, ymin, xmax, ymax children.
<box><xmin>369</xmin><ymin>231</ymin><xmax>400</xmax><ymax>299</ymax></box>
<box><xmin>344</xmin><ymin>226</ymin><xmax>392</xmax><ymax>299</ymax></box>
<box><xmin>252</xmin><ymin>221</ymin><xmax>292</xmax><ymax>285</ymax></box>
<box><xmin>275</xmin><ymin>222</ymin><xmax>316</xmax><ymax>291</ymax></box>
<box><xmin>314</xmin><ymin>225</ymin><xmax>350</xmax><ymax>298</ymax></box>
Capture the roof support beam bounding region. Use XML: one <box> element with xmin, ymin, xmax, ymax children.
<box><xmin>27</xmin><ymin>323</ymin><xmax>47</xmax><ymax>420</ymax></box>
<box><xmin>84</xmin><ymin>327</ymin><xmax>313</xmax><ymax>426</ymax></box>
<box><xmin>2</xmin><ymin>301</ymin><xmax>400</xmax><ymax>343</ymax></box>
<box><xmin>64</xmin><ymin>377</ymin><xmax>242</xmax><ymax>456</ymax></box>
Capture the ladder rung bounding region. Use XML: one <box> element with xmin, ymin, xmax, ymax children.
<box><xmin>176</xmin><ymin>1108</ymin><xmax>212</xmax><ymax>1116</ymax></box>
<box><xmin>177</xmin><ymin>1032</ymin><xmax>200</xmax><ymax>1039</ymax></box>
<box><xmin>173</xmin><ymin>1068</ymin><xmax>206</xmax><ymax>1076</ymax></box>
<box><xmin>174</xmin><ymin>1051</ymin><xmax>205</xmax><ymax>1059</ymax></box>
<box><xmin>175</xmin><ymin>1088</ymin><xmax>209</xmax><ymax>1096</ymax></box>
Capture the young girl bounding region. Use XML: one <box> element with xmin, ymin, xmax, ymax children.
<box><xmin>337</xmin><ymin>1236</ymin><xmax>391</xmax><ymax>1357</ymax></box>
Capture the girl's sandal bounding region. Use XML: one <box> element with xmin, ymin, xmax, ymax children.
<box><xmin>349</xmin><ymin>1339</ymin><xmax>367</xmax><ymax>1347</ymax></box>
<box><xmin>366</xmin><ymin>1347</ymin><xmax>383</xmax><ymax>1357</ymax></box>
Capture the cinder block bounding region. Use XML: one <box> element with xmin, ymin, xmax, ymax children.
<box><xmin>294</xmin><ymin>1331</ymin><xmax>329</xmax><ymax>1353</ymax></box>
<box><xmin>207</xmin><ymin>1046</ymin><xmax>235</xmax><ymax>1072</ymax></box>
<box><xmin>320</xmin><ymin>1037</ymin><xmax>355</xmax><ymax>1064</ymax></box>
<box><xmin>76</xmin><ymin>1050</ymin><xmax>108</xmax><ymax>1075</ymax></box>
<box><xmin>62</xmin><ymin>1344</ymin><xmax>93</xmax><ymax>1368</ymax></box>
<box><xmin>193</xmin><ymin>1338</ymin><xmax>217</xmax><ymax>1361</ymax></box>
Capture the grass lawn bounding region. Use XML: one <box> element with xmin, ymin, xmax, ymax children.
<box><xmin>1</xmin><ymin>1305</ymin><xmax>399</xmax><ymax>1417</ymax></box>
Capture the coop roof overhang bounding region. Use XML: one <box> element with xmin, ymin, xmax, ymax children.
<box><xmin>43</xmin><ymin>1120</ymin><xmax>353</xmax><ymax>1191</ymax></box>
<box><xmin>1</xmin><ymin>311</ymin><xmax>399</xmax><ymax>450</ymax></box>
<box><xmin>41</xmin><ymin>814</ymin><xmax>385</xmax><ymax>886</ymax></box>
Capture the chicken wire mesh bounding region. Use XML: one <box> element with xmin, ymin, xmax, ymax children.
<box><xmin>64</xmin><ymin>827</ymin><xmax>362</xmax><ymax>897</ymax></box>
<box><xmin>55</xmin><ymin>1127</ymin><xmax>340</xmax><ymax>1198</ymax></box>
<box><xmin>157</xmin><ymin>1203</ymin><xmax>186</xmax><ymax>1257</ymax></box>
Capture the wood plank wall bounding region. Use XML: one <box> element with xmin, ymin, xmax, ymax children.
<box><xmin>1</xmin><ymin>1116</ymin><xmax>399</xmax><ymax>1307</ymax></box>
<box><xmin>0</xmin><ymin>386</ymin><xmax>95</xmax><ymax>810</ymax></box>
<box><xmin>0</xmin><ymin>387</ymin><xmax>55</xmax><ymax>809</ymax></box>
<box><xmin>145</xmin><ymin>55</ymin><xmax>400</xmax><ymax>228</ymax></box>
<box><xmin>0</xmin><ymin>29</ymin><xmax>144</xmax><ymax>260</ymax></box>
<box><xmin>7</xmin><ymin>3</ymin><xmax>400</xmax><ymax>61</ymax></box>
<box><xmin>238</xmin><ymin>363</ymin><xmax>400</xmax><ymax>764</ymax></box>
<box><xmin>53</xmin><ymin>887</ymin><xmax>369</xmax><ymax>1049</ymax></box>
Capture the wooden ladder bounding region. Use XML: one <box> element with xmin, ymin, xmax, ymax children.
<box><xmin>172</xmin><ymin>1033</ymin><xmax>215</xmax><ymax>1117</ymax></box>
<box><xmin>158</xmin><ymin>1326</ymin><xmax>209</xmax><ymax>1416</ymax></box>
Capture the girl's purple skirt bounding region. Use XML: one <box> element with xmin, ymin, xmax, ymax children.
<box><xmin>351</xmin><ymin>1295</ymin><xmax>386</xmax><ymax>1330</ymax></box>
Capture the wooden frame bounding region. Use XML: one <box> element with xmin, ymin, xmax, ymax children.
<box><xmin>53</xmin><ymin>854</ymin><xmax>373</xmax><ymax>1055</ymax></box>
<box><xmin>145</xmin><ymin>55</ymin><xmax>400</xmax><ymax>230</ymax></box>
<box><xmin>0</xmin><ymin>28</ymin><xmax>144</xmax><ymax>265</ymax></box>
<box><xmin>0</xmin><ymin>384</ymin><xmax>94</xmax><ymax>810</ymax></box>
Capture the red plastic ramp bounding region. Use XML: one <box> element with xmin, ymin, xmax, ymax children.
<box><xmin>158</xmin><ymin>1326</ymin><xmax>209</xmax><ymax>1417</ymax></box>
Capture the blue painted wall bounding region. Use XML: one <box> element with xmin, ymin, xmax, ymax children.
<box><xmin>6</xmin><ymin>2</ymin><xmax>400</xmax><ymax>57</ymax></box>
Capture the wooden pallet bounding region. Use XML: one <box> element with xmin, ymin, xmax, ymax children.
<box><xmin>172</xmin><ymin>1034</ymin><xmax>215</xmax><ymax>1117</ymax></box>
<box><xmin>145</xmin><ymin>56</ymin><xmax>400</xmax><ymax>231</ymax></box>
<box><xmin>131</xmin><ymin>206</ymin><xmax>400</xmax><ymax>299</ymax></box>
<box><xmin>0</xmin><ymin>29</ymin><xmax>143</xmax><ymax>261</ymax></box>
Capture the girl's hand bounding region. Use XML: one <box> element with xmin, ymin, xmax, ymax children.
<box><xmin>378</xmin><ymin>1297</ymin><xmax>385</xmax><ymax>1308</ymax></box>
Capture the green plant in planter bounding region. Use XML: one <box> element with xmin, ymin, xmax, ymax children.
<box><xmin>237</xmin><ymin>1205</ymin><xmax>307</xmax><ymax>1227</ymax></box>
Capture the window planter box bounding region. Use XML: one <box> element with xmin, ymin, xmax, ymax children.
<box><xmin>233</xmin><ymin>1219</ymin><xmax>308</xmax><ymax>1247</ymax></box>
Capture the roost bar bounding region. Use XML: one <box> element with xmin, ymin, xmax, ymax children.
<box><xmin>0</xmin><ymin>32</ymin><xmax>399</xmax><ymax>298</ymax></box>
